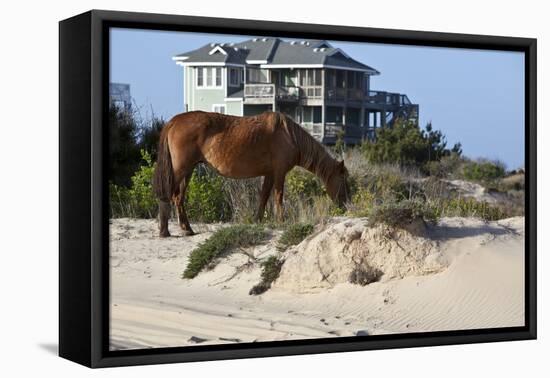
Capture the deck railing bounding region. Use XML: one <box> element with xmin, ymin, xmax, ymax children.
<box><xmin>277</xmin><ymin>86</ymin><xmax>300</xmax><ymax>100</ymax></box>
<box><xmin>244</xmin><ymin>83</ymin><xmax>275</xmax><ymax>98</ymax></box>
<box><xmin>244</xmin><ymin>84</ymin><xmax>300</xmax><ymax>101</ymax></box>
<box><xmin>244</xmin><ymin>85</ymin><xmax>413</xmax><ymax>108</ymax></box>
<box><xmin>366</xmin><ymin>90</ymin><xmax>412</xmax><ymax>106</ymax></box>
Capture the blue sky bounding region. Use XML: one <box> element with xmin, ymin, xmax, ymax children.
<box><xmin>110</xmin><ymin>28</ymin><xmax>525</xmax><ymax>169</ymax></box>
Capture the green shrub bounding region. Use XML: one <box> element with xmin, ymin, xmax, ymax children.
<box><xmin>183</xmin><ymin>224</ymin><xmax>267</xmax><ymax>279</ymax></box>
<box><xmin>462</xmin><ymin>160</ymin><xmax>506</xmax><ymax>183</ymax></box>
<box><xmin>109</xmin><ymin>150</ymin><xmax>157</xmax><ymax>218</ymax></box>
<box><xmin>186</xmin><ymin>166</ymin><xmax>231</xmax><ymax>223</ymax></box>
<box><xmin>347</xmin><ymin>188</ymin><xmax>375</xmax><ymax>217</ymax></box>
<box><xmin>285</xmin><ymin>167</ymin><xmax>324</xmax><ymax>201</ymax></box>
<box><xmin>277</xmin><ymin>223</ymin><xmax>315</xmax><ymax>251</ymax></box>
<box><xmin>249</xmin><ymin>256</ymin><xmax>284</xmax><ymax>295</ymax></box>
<box><xmin>368</xmin><ymin>200</ymin><xmax>439</xmax><ymax>229</ymax></box>
<box><xmin>365</xmin><ymin>171</ymin><xmax>409</xmax><ymax>200</ymax></box>
<box><xmin>426</xmin><ymin>153</ymin><xmax>464</xmax><ymax>178</ymax></box>
<box><xmin>128</xmin><ymin>150</ymin><xmax>157</xmax><ymax>217</ymax></box>
<box><xmin>361</xmin><ymin>119</ymin><xmax>461</xmax><ymax>168</ymax></box>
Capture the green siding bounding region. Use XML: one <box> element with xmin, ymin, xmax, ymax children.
<box><xmin>225</xmin><ymin>100</ymin><xmax>242</xmax><ymax>116</ymax></box>
<box><xmin>193</xmin><ymin>88</ymin><xmax>226</xmax><ymax>112</ymax></box>
<box><xmin>187</xmin><ymin>67</ymin><xmax>227</xmax><ymax>112</ymax></box>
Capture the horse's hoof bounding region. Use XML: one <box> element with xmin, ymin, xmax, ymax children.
<box><xmin>183</xmin><ymin>230</ymin><xmax>196</xmax><ymax>236</ymax></box>
<box><xmin>159</xmin><ymin>230</ymin><xmax>171</xmax><ymax>238</ymax></box>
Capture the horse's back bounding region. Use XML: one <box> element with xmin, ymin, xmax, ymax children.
<box><xmin>167</xmin><ymin>111</ymin><xmax>294</xmax><ymax>178</ymax></box>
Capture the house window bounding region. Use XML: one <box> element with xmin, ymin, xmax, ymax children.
<box><xmin>206</xmin><ymin>68</ymin><xmax>213</xmax><ymax>86</ymax></box>
<box><xmin>282</xmin><ymin>70</ymin><xmax>296</xmax><ymax>86</ymax></box>
<box><xmin>197</xmin><ymin>68</ymin><xmax>204</xmax><ymax>87</ymax></box>
<box><xmin>347</xmin><ymin>71</ymin><xmax>356</xmax><ymax>89</ymax></box>
<box><xmin>336</xmin><ymin>70</ymin><xmax>345</xmax><ymax>88</ymax></box>
<box><xmin>229</xmin><ymin>68</ymin><xmax>241</xmax><ymax>86</ymax></box>
<box><xmin>302</xmin><ymin>106</ymin><xmax>322</xmax><ymax>124</ymax></box>
<box><xmin>247</xmin><ymin>68</ymin><xmax>269</xmax><ymax>83</ymax></box>
<box><xmin>197</xmin><ymin>67</ymin><xmax>223</xmax><ymax>88</ymax></box>
<box><xmin>346</xmin><ymin>107</ymin><xmax>360</xmax><ymax>126</ymax></box>
<box><xmin>313</xmin><ymin>70</ymin><xmax>321</xmax><ymax>86</ymax></box>
<box><xmin>213</xmin><ymin>104</ymin><xmax>226</xmax><ymax>114</ymax></box>
<box><xmin>299</xmin><ymin>69</ymin><xmax>321</xmax><ymax>86</ymax></box>
<box><xmin>215</xmin><ymin>67</ymin><xmax>222</xmax><ymax>86</ymax></box>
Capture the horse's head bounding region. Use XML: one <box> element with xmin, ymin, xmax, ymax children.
<box><xmin>326</xmin><ymin>160</ymin><xmax>351</xmax><ymax>209</ymax></box>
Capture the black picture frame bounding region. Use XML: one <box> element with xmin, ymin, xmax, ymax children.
<box><xmin>59</xmin><ymin>9</ymin><xmax>537</xmax><ymax>368</ymax></box>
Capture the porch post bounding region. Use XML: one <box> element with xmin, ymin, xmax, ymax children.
<box><xmin>321</xmin><ymin>69</ymin><xmax>326</xmax><ymax>140</ymax></box>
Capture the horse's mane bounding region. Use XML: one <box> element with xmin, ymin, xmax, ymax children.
<box><xmin>269</xmin><ymin>112</ymin><xmax>339</xmax><ymax>184</ymax></box>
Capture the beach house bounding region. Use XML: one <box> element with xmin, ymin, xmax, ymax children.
<box><xmin>173</xmin><ymin>38</ymin><xmax>418</xmax><ymax>144</ymax></box>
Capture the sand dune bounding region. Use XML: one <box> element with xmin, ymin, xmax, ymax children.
<box><xmin>109</xmin><ymin>216</ymin><xmax>524</xmax><ymax>350</ymax></box>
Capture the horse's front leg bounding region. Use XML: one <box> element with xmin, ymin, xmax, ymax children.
<box><xmin>176</xmin><ymin>172</ymin><xmax>195</xmax><ymax>236</ymax></box>
<box><xmin>255</xmin><ymin>175</ymin><xmax>274</xmax><ymax>222</ymax></box>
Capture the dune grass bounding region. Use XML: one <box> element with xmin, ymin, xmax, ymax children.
<box><xmin>249</xmin><ymin>256</ymin><xmax>285</xmax><ymax>295</ymax></box>
<box><xmin>183</xmin><ymin>224</ymin><xmax>267</xmax><ymax>279</ymax></box>
<box><xmin>277</xmin><ymin>223</ymin><xmax>315</xmax><ymax>251</ymax></box>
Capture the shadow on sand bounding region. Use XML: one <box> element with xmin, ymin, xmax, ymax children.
<box><xmin>430</xmin><ymin>224</ymin><xmax>512</xmax><ymax>240</ymax></box>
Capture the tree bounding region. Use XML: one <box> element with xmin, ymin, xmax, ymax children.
<box><xmin>360</xmin><ymin>118</ymin><xmax>461</xmax><ymax>168</ymax></box>
<box><xmin>139</xmin><ymin>116</ymin><xmax>165</xmax><ymax>162</ymax></box>
<box><xmin>109</xmin><ymin>104</ymin><xmax>141</xmax><ymax>187</ymax></box>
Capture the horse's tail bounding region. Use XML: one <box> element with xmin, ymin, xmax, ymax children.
<box><xmin>153</xmin><ymin>125</ymin><xmax>174</xmax><ymax>202</ymax></box>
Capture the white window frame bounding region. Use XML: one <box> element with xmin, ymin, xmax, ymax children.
<box><xmin>196</xmin><ymin>67</ymin><xmax>223</xmax><ymax>89</ymax></box>
<box><xmin>212</xmin><ymin>104</ymin><xmax>226</xmax><ymax>114</ymax></box>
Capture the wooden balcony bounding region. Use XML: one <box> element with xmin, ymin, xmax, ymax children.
<box><xmin>365</xmin><ymin>90</ymin><xmax>412</xmax><ymax>107</ymax></box>
<box><xmin>325</xmin><ymin>88</ymin><xmax>363</xmax><ymax>101</ymax></box>
<box><xmin>244</xmin><ymin>84</ymin><xmax>299</xmax><ymax>104</ymax></box>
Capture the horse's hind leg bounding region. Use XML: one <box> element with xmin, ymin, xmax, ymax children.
<box><xmin>175</xmin><ymin>171</ymin><xmax>195</xmax><ymax>236</ymax></box>
<box><xmin>273</xmin><ymin>174</ymin><xmax>286</xmax><ymax>223</ymax></box>
<box><xmin>255</xmin><ymin>175</ymin><xmax>274</xmax><ymax>222</ymax></box>
<box><xmin>159</xmin><ymin>200</ymin><xmax>171</xmax><ymax>237</ymax></box>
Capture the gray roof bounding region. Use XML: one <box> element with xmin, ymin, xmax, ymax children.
<box><xmin>173</xmin><ymin>43</ymin><xmax>249</xmax><ymax>64</ymax></box>
<box><xmin>227</xmin><ymin>89</ymin><xmax>244</xmax><ymax>98</ymax></box>
<box><xmin>174</xmin><ymin>38</ymin><xmax>379</xmax><ymax>73</ymax></box>
<box><xmin>233</xmin><ymin>38</ymin><xmax>279</xmax><ymax>61</ymax></box>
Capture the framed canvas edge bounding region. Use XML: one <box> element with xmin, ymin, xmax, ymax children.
<box><xmin>59</xmin><ymin>9</ymin><xmax>537</xmax><ymax>369</ymax></box>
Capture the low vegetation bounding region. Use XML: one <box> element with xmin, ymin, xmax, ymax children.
<box><xmin>435</xmin><ymin>197</ymin><xmax>511</xmax><ymax>221</ymax></box>
<box><xmin>367</xmin><ymin>200</ymin><xmax>439</xmax><ymax>229</ymax></box>
<box><xmin>249</xmin><ymin>256</ymin><xmax>285</xmax><ymax>295</ymax></box>
<box><xmin>277</xmin><ymin>223</ymin><xmax>315</xmax><ymax>251</ymax></box>
<box><xmin>186</xmin><ymin>166</ymin><xmax>232</xmax><ymax>223</ymax></box>
<box><xmin>462</xmin><ymin>159</ymin><xmax>506</xmax><ymax>184</ymax></box>
<box><xmin>349</xmin><ymin>265</ymin><xmax>383</xmax><ymax>286</ymax></box>
<box><xmin>182</xmin><ymin>225</ymin><xmax>267</xmax><ymax>279</ymax></box>
<box><xmin>110</xmin><ymin>150</ymin><xmax>157</xmax><ymax>218</ymax></box>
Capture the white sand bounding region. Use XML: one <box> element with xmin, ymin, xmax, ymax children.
<box><xmin>109</xmin><ymin>216</ymin><xmax>524</xmax><ymax>350</ymax></box>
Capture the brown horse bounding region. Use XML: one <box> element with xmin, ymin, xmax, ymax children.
<box><xmin>153</xmin><ymin>111</ymin><xmax>350</xmax><ymax>237</ymax></box>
